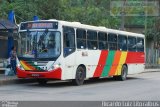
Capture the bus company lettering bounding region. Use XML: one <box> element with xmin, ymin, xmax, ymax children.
<box><xmin>82</xmin><ymin>51</ymin><xmax>88</xmax><ymax>56</ymax></box>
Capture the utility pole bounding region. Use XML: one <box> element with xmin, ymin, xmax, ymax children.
<box><xmin>120</xmin><ymin>0</ymin><xmax>126</xmax><ymax>30</ymax></box>
<box><xmin>144</xmin><ymin>0</ymin><xmax>148</xmax><ymax>36</ymax></box>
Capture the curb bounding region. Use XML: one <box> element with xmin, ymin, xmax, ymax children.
<box><xmin>144</xmin><ymin>69</ymin><xmax>160</xmax><ymax>72</ymax></box>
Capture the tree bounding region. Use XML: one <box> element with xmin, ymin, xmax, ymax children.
<box><xmin>153</xmin><ymin>18</ymin><xmax>160</xmax><ymax>48</ymax></box>
<box><xmin>0</xmin><ymin>0</ymin><xmax>121</xmax><ymax>28</ymax></box>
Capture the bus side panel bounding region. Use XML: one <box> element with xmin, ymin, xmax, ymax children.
<box><xmin>127</xmin><ymin>64</ymin><xmax>145</xmax><ymax>74</ymax></box>
<box><xmin>75</xmin><ymin>50</ymin><xmax>101</xmax><ymax>79</ymax></box>
<box><xmin>93</xmin><ymin>50</ymin><xmax>108</xmax><ymax>77</ymax></box>
<box><xmin>115</xmin><ymin>51</ymin><xmax>128</xmax><ymax>75</ymax></box>
<box><xmin>100</xmin><ymin>51</ymin><xmax>116</xmax><ymax>77</ymax></box>
<box><xmin>93</xmin><ymin>51</ymin><xmax>145</xmax><ymax>77</ymax></box>
<box><xmin>99</xmin><ymin>51</ymin><xmax>128</xmax><ymax>77</ymax></box>
<box><xmin>126</xmin><ymin>52</ymin><xmax>145</xmax><ymax>64</ymax></box>
<box><xmin>74</xmin><ymin>50</ymin><xmax>145</xmax><ymax>79</ymax></box>
<box><xmin>108</xmin><ymin>51</ymin><xmax>122</xmax><ymax>76</ymax></box>
<box><xmin>61</xmin><ymin>52</ymin><xmax>76</xmax><ymax>80</ymax></box>
<box><xmin>126</xmin><ymin>52</ymin><xmax>145</xmax><ymax>74</ymax></box>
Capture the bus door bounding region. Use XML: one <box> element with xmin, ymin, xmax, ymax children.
<box><xmin>63</xmin><ymin>26</ymin><xmax>76</xmax><ymax>79</ymax></box>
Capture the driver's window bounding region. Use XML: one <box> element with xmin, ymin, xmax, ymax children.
<box><xmin>47</xmin><ymin>32</ymin><xmax>55</xmax><ymax>49</ymax></box>
<box><xmin>63</xmin><ymin>26</ymin><xmax>75</xmax><ymax>57</ymax></box>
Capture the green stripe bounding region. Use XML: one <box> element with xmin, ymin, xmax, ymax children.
<box><xmin>101</xmin><ymin>51</ymin><xmax>116</xmax><ymax>77</ymax></box>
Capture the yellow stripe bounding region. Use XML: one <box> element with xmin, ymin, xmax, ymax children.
<box><xmin>20</xmin><ymin>61</ymin><xmax>32</xmax><ymax>70</ymax></box>
<box><xmin>115</xmin><ymin>52</ymin><xmax>128</xmax><ymax>75</ymax></box>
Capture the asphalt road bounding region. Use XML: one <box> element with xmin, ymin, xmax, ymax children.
<box><xmin>0</xmin><ymin>71</ymin><xmax>160</xmax><ymax>101</ymax></box>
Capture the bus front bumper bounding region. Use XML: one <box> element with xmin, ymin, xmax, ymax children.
<box><xmin>16</xmin><ymin>67</ymin><xmax>62</xmax><ymax>80</ymax></box>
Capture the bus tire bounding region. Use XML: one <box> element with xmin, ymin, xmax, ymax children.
<box><xmin>114</xmin><ymin>65</ymin><xmax>128</xmax><ymax>81</ymax></box>
<box><xmin>37</xmin><ymin>79</ymin><xmax>47</xmax><ymax>85</ymax></box>
<box><xmin>72</xmin><ymin>66</ymin><xmax>85</xmax><ymax>86</ymax></box>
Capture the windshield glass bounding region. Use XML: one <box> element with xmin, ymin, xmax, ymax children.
<box><xmin>19</xmin><ymin>31</ymin><xmax>61</xmax><ymax>59</ymax></box>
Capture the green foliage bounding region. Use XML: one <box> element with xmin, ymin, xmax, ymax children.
<box><xmin>0</xmin><ymin>0</ymin><xmax>121</xmax><ymax>28</ymax></box>
<box><xmin>0</xmin><ymin>0</ymin><xmax>159</xmax><ymax>31</ymax></box>
<box><xmin>146</xmin><ymin>18</ymin><xmax>160</xmax><ymax>48</ymax></box>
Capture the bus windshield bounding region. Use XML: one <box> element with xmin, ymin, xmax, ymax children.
<box><xmin>18</xmin><ymin>31</ymin><xmax>61</xmax><ymax>60</ymax></box>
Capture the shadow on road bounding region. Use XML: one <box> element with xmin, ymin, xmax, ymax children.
<box><xmin>26</xmin><ymin>76</ymin><xmax>141</xmax><ymax>88</ymax></box>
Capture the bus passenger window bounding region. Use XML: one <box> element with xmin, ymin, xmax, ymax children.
<box><xmin>88</xmin><ymin>41</ymin><xmax>97</xmax><ymax>50</ymax></box>
<box><xmin>63</xmin><ymin>26</ymin><xmax>75</xmax><ymax>57</ymax></box>
<box><xmin>87</xmin><ymin>30</ymin><xmax>97</xmax><ymax>50</ymax></box>
<box><xmin>108</xmin><ymin>33</ymin><xmax>117</xmax><ymax>50</ymax></box>
<box><xmin>128</xmin><ymin>36</ymin><xmax>136</xmax><ymax>52</ymax></box>
<box><xmin>118</xmin><ymin>35</ymin><xmax>127</xmax><ymax>51</ymax></box>
<box><xmin>98</xmin><ymin>32</ymin><xmax>108</xmax><ymax>50</ymax></box>
<box><xmin>137</xmin><ymin>38</ymin><xmax>144</xmax><ymax>52</ymax></box>
<box><xmin>76</xmin><ymin>29</ymin><xmax>86</xmax><ymax>49</ymax></box>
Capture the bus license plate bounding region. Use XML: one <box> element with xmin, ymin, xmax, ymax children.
<box><xmin>31</xmin><ymin>74</ymin><xmax>40</xmax><ymax>77</ymax></box>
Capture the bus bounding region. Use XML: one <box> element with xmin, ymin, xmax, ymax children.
<box><xmin>16</xmin><ymin>19</ymin><xmax>145</xmax><ymax>85</ymax></box>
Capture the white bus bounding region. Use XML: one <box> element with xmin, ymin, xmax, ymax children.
<box><xmin>17</xmin><ymin>19</ymin><xmax>145</xmax><ymax>85</ymax></box>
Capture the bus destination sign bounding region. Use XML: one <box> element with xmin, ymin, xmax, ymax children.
<box><xmin>20</xmin><ymin>22</ymin><xmax>58</xmax><ymax>30</ymax></box>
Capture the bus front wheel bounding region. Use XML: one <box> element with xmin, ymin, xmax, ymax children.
<box><xmin>72</xmin><ymin>66</ymin><xmax>85</xmax><ymax>86</ymax></box>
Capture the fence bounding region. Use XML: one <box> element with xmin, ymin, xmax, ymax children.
<box><xmin>145</xmin><ymin>48</ymin><xmax>160</xmax><ymax>68</ymax></box>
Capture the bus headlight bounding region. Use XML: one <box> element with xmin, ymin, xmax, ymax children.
<box><xmin>53</xmin><ymin>64</ymin><xmax>60</xmax><ymax>69</ymax></box>
<box><xmin>49</xmin><ymin>64</ymin><xmax>60</xmax><ymax>71</ymax></box>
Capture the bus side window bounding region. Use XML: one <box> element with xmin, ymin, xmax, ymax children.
<box><xmin>87</xmin><ymin>30</ymin><xmax>98</xmax><ymax>50</ymax></box>
<box><xmin>98</xmin><ymin>32</ymin><xmax>108</xmax><ymax>50</ymax></box>
<box><xmin>76</xmin><ymin>29</ymin><xmax>86</xmax><ymax>49</ymax></box>
<box><xmin>128</xmin><ymin>36</ymin><xmax>136</xmax><ymax>52</ymax></box>
<box><xmin>137</xmin><ymin>38</ymin><xmax>144</xmax><ymax>52</ymax></box>
<box><xmin>118</xmin><ymin>35</ymin><xmax>127</xmax><ymax>51</ymax></box>
<box><xmin>63</xmin><ymin>26</ymin><xmax>75</xmax><ymax>57</ymax></box>
<box><xmin>108</xmin><ymin>33</ymin><xmax>117</xmax><ymax>50</ymax></box>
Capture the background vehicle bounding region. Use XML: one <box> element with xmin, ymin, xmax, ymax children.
<box><xmin>17</xmin><ymin>20</ymin><xmax>145</xmax><ymax>85</ymax></box>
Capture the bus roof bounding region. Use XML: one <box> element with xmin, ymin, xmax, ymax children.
<box><xmin>20</xmin><ymin>19</ymin><xmax>145</xmax><ymax>38</ymax></box>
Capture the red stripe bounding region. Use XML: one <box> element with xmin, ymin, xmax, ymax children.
<box><xmin>93</xmin><ymin>50</ymin><xmax>108</xmax><ymax>77</ymax></box>
<box><xmin>126</xmin><ymin>52</ymin><xmax>145</xmax><ymax>63</ymax></box>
